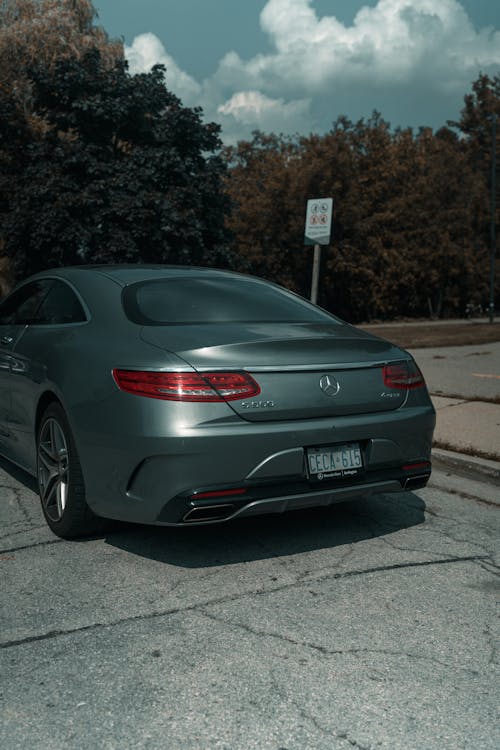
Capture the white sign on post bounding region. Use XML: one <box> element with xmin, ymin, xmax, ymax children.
<box><xmin>304</xmin><ymin>198</ymin><xmax>333</xmax><ymax>246</ymax></box>
<box><xmin>304</xmin><ymin>197</ymin><xmax>333</xmax><ymax>304</ymax></box>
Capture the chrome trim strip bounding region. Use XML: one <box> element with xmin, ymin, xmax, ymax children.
<box><xmin>403</xmin><ymin>473</ymin><xmax>430</xmax><ymax>489</ymax></box>
<box><xmin>245</xmin><ymin>447</ymin><xmax>304</xmax><ymax>479</ymax></box>
<box><xmin>110</xmin><ymin>360</ymin><xmax>408</xmax><ymax>374</ymax></box>
<box><xmin>183</xmin><ymin>504</ymin><xmax>235</xmax><ymax>522</ymax></box>
<box><xmin>196</xmin><ymin>360</ymin><xmax>407</xmax><ymax>373</ymax></box>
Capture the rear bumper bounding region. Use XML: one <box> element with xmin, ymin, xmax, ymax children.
<box><xmin>76</xmin><ymin>402</ymin><xmax>435</xmax><ymax>525</ymax></box>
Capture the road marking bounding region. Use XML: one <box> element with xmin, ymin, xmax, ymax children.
<box><xmin>472</xmin><ymin>373</ymin><xmax>500</xmax><ymax>380</ymax></box>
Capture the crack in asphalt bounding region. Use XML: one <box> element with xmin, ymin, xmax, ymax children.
<box><xmin>376</xmin><ymin>533</ymin><xmax>475</xmax><ymax>559</ymax></box>
<box><xmin>383</xmin><ymin>500</ymin><xmax>496</xmax><ymax>546</ymax></box>
<box><xmin>0</xmin><ymin>485</ymin><xmax>35</xmax><ymax>525</ymax></box>
<box><xmin>429</xmin><ymin>483</ymin><xmax>500</xmax><ymax>509</ymax></box>
<box><xmin>13</xmin><ymin>490</ymin><xmax>35</xmax><ymax>525</ymax></box>
<box><xmin>477</xmin><ymin>560</ymin><xmax>500</xmax><ymax>577</ymax></box>
<box><xmin>0</xmin><ymin>553</ymin><xmax>488</xmax><ymax>651</ymax></box>
<box><xmin>293</xmin><ymin>544</ymin><xmax>357</xmax><ymax>585</ymax></box>
<box><xmin>271</xmin><ymin>683</ymin><xmax>372</xmax><ymax>750</ymax></box>
<box><xmin>0</xmin><ymin>538</ymin><xmax>64</xmax><ymax>554</ymax></box>
<box><xmin>380</xmin><ymin>526</ymin><xmax>493</xmax><ymax>557</ymax></box>
<box><xmin>483</xmin><ymin>625</ymin><xmax>499</xmax><ymax>666</ymax></box>
<box><xmin>341</xmin><ymin>502</ymin><xmax>497</xmax><ymax>560</ymax></box>
<box><xmin>429</xmin><ymin>518</ymin><xmax>498</xmax><ymax>545</ymax></box>
<box><xmin>0</xmin><ymin>524</ymin><xmax>49</xmax><ymax>542</ymax></box>
<box><xmin>339</xmin><ymin>734</ymin><xmax>371</xmax><ymax>750</ymax></box>
<box><xmin>294</xmin><ymin>707</ymin><xmax>333</xmax><ymax>741</ymax></box>
<box><xmin>330</xmin><ymin>732</ymin><xmax>371</xmax><ymax>750</ymax></box>
<box><xmin>409</xmin><ymin>496</ymin><xmax>494</xmax><ymax>534</ymax></box>
<box><xmin>199</xmin><ymin>610</ymin><xmax>481</xmax><ymax>677</ymax></box>
<box><xmin>269</xmin><ymin>672</ymin><xmax>357</xmax><ymax>747</ymax></box>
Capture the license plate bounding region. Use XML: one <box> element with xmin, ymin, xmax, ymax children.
<box><xmin>307</xmin><ymin>443</ymin><xmax>363</xmax><ymax>481</ymax></box>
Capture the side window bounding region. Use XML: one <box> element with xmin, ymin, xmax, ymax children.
<box><xmin>34</xmin><ymin>281</ymin><xmax>87</xmax><ymax>325</ymax></box>
<box><xmin>0</xmin><ymin>280</ymin><xmax>52</xmax><ymax>325</ymax></box>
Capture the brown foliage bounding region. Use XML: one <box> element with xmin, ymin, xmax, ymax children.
<box><xmin>224</xmin><ymin>93</ymin><xmax>499</xmax><ymax>322</ymax></box>
<box><xmin>0</xmin><ymin>0</ymin><xmax>122</xmax><ymax>130</ymax></box>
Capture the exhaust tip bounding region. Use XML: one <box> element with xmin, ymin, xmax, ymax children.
<box><xmin>183</xmin><ymin>504</ymin><xmax>236</xmax><ymax>523</ymax></box>
<box><xmin>403</xmin><ymin>474</ymin><xmax>430</xmax><ymax>490</ymax></box>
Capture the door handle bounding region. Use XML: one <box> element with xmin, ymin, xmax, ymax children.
<box><xmin>1</xmin><ymin>336</ymin><xmax>13</xmax><ymax>345</ymax></box>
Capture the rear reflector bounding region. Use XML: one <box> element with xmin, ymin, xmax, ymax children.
<box><xmin>383</xmin><ymin>361</ymin><xmax>425</xmax><ymax>389</ymax></box>
<box><xmin>190</xmin><ymin>488</ymin><xmax>247</xmax><ymax>500</ymax></box>
<box><xmin>112</xmin><ymin>369</ymin><xmax>260</xmax><ymax>402</ymax></box>
<box><xmin>403</xmin><ymin>462</ymin><xmax>431</xmax><ymax>471</ymax></box>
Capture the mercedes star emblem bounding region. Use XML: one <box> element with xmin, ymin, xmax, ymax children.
<box><xmin>319</xmin><ymin>374</ymin><xmax>340</xmax><ymax>397</ymax></box>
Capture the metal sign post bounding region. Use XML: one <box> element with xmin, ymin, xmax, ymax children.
<box><xmin>304</xmin><ymin>198</ymin><xmax>333</xmax><ymax>304</ymax></box>
<box><xmin>311</xmin><ymin>244</ymin><xmax>321</xmax><ymax>305</ymax></box>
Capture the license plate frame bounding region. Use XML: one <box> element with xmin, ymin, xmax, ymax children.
<box><xmin>306</xmin><ymin>442</ymin><xmax>364</xmax><ymax>481</ymax></box>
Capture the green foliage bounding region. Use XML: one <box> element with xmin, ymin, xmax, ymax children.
<box><xmin>0</xmin><ymin>49</ymin><xmax>232</xmax><ymax>279</ymax></box>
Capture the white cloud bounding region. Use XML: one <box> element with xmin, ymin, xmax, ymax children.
<box><xmin>125</xmin><ymin>33</ymin><xmax>201</xmax><ymax>105</ymax></box>
<box><xmin>217</xmin><ymin>91</ymin><xmax>312</xmax><ymax>137</ymax></box>
<box><xmin>124</xmin><ymin>1</ymin><xmax>500</xmax><ymax>141</ymax></box>
<box><xmin>255</xmin><ymin>0</ymin><xmax>500</xmax><ymax>90</ymax></box>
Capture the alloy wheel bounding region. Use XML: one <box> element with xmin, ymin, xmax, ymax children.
<box><xmin>38</xmin><ymin>418</ymin><xmax>69</xmax><ymax>522</ymax></box>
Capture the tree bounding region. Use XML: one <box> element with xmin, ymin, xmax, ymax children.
<box><xmin>0</xmin><ymin>48</ymin><xmax>231</xmax><ymax>279</ymax></box>
<box><xmin>0</xmin><ymin>1</ymin><xmax>122</xmax><ymax>87</ymax></box>
<box><xmin>223</xmin><ymin>111</ymin><xmax>486</xmax><ymax>322</ymax></box>
<box><xmin>0</xmin><ymin>1</ymin><xmax>122</xmax><ymax>143</ymax></box>
<box><xmin>223</xmin><ymin>132</ymin><xmax>309</xmax><ymax>291</ymax></box>
<box><xmin>450</xmin><ymin>74</ymin><xmax>500</xmax><ymax>313</ymax></box>
<box><xmin>451</xmin><ymin>74</ymin><xmax>500</xmax><ymax>153</ymax></box>
<box><xmin>0</xmin><ymin>0</ymin><xmax>121</xmax><ymax>285</ymax></box>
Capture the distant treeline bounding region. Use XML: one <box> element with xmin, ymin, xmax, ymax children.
<box><xmin>223</xmin><ymin>79</ymin><xmax>500</xmax><ymax>321</ymax></box>
<box><xmin>0</xmin><ymin>1</ymin><xmax>498</xmax><ymax>321</ymax></box>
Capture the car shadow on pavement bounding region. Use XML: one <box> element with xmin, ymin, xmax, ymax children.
<box><xmin>104</xmin><ymin>492</ymin><xmax>426</xmax><ymax>568</ymax></box>
<box><xmin>0</xmin><ymin>456</ymin><xmax>38</xmax><ymax>492</ymax></box>
<box><xmin>0</xmin><ymin>455</ymin><xmax>426</xmax><ymax>566</ymax></box>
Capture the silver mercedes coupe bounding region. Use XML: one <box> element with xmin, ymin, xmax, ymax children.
<box><xmin>0</xmin><ymin>265</ymin><xmax>435</xmax><ymax>538</ymax></box>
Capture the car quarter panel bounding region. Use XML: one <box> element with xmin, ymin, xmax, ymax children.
<box><xmin>6</xmin><ymin>317</ymin><xmax>200</xmax><ymax>475</ymax></box>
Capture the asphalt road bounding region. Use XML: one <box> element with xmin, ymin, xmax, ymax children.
<box><xmin>1</xmin><ymin>461</ymin><xmax>499</xmax><ymax>750</ymax></box>
<box><xmin>409</xmin><ymin>343</ymin><xmax>500</xmax><ymax>401</ymax></box>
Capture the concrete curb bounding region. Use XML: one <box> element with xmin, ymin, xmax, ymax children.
<box><xmin>432</xmin><ymin>447</ymin><xmax>500</xmax><ymax>488</ymax></box>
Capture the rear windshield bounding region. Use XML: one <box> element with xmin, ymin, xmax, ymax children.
<box><xmin>122</xmin><ymin>276</ymin><xmax>339</xmax><ymax>325</ymax></box>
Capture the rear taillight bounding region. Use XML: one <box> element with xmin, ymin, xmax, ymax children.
<box><xmin>112</xmin><ymin>369</ymin><xmax>260</xmax><ymax>402</ymax></box>
<box><xmin>383</xmin><ymin>361</ymin><xmax>425</xmax><ymax>389</ymax></box>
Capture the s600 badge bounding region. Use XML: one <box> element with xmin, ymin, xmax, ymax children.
<box><xmin>241</xmin><ymin>400</ymin><xmax>275</xmax><ymax>409</ymax></box>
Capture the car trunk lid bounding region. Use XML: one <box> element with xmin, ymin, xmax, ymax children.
<box><xmin>140</xmin><ymin>323</ymin><xmax>409</xmax><ymax>421</ymax></box>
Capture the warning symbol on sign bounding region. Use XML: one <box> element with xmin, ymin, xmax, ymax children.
<box><xmin>304</xmin><ymin>198</ymin><xmax>333</xmax><ymax>246</ymax></box>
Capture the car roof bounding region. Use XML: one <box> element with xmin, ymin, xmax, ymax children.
<box><xmin>31</xmin><ymin>265</ymin><xmax>245</xmax><ymax>288</ymax></box>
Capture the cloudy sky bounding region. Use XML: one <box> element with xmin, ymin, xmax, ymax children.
<box><xmin>94</xmin><ymin>0</ymin><xmax>500</xmax><ymax>142</ymax></box>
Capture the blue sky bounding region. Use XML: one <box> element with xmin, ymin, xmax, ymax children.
<box><xmin>94</xmin><ymin>1</ymin><xmax>500</xmax><ymax>142</ymax></box>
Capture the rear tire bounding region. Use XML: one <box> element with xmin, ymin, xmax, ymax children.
<box><xmin>37</xmin><ymin>403</ymin><xmax>104</xmax><ymax>539</ymax></box>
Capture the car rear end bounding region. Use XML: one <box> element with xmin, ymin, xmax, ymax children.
<box><xmin>82</xmin><ymin>269</ymin><xmax>434</xmax><ymax>526</ymax></box>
